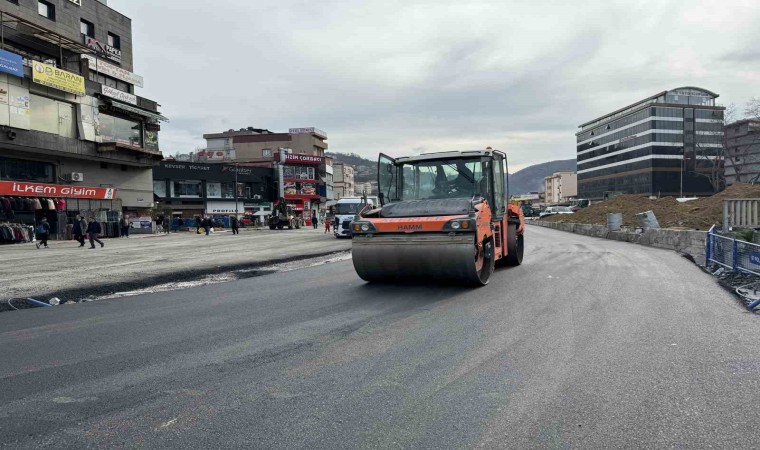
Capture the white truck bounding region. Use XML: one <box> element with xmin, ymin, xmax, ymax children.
<box><xmin>333</xmin><ymin>196</ymin><xmax>377</xmax><ymax>238</ymax></box>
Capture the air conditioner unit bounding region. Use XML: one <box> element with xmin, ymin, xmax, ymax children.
<box><xmin>68</xmin><ymin>172</ymin><xmax>84</xmax><ymax>182</ymax></box>
<box><xmin>253</xmin><ymin>194</ymin><xmax>262</xmax><ymax>200</ymax></box>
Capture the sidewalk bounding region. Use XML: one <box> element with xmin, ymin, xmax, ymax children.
<box><xmin>2</xmin><ymin>227</ymin><xmax>351</xmax><ymax>302</ymax></box>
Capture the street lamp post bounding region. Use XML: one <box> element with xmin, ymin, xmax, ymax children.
<box><xmin>234</xmin><ymin>162</ymin><xmax>238</xmax><ymax>218</ymax></box>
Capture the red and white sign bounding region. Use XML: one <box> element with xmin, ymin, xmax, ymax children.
<box><xmin>284</xmin><ymin>153</ymin><xmax>321</xmax><ymax>165</ymax></box>
<box><xmin>0</xmin><ymin>181</ymin><xmax>116</xmax><ymax>199</ymax></box>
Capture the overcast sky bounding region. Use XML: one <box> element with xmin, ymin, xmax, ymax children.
<box><xmin>110</xmin><ymin>0</ymin><xmax>760</xmax><ymax>172</ymax></box>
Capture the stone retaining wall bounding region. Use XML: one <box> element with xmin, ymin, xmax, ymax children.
<box><xmin>530</xmin><ymin>220</ymin><xmax>707</xmax><ymax>265</ymax></box>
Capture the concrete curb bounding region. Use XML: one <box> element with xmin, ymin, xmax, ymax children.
<box><xmin>529</xmin><ymin>220</ymin><xmax>707</xmax><ymax>265</ymax></box>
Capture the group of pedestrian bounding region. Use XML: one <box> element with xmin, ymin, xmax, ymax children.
<box><xmin>195</xmin><ymin>216</ymin><xmax>215</xmax><ymax>236</ymax></box>
<box><xmin>41</xmin><ymin>215</ymin><xmax>104</xmax><ymax>250</ymax></box>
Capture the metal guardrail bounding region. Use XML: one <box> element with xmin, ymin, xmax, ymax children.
<box><xmin>707</xmin><ymin>224</ymin><xmax>760</xmax><ymax>277</ymax></box>
<box><xmin>723</xmin><ymin>199</ymin><xmax>760</xmax><ymax>232</ymax></box>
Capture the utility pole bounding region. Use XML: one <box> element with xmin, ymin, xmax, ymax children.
<box><xmin>680</xmin><ymin>146</ymin><xmax>684</xmax><ymax>198</ymax></box>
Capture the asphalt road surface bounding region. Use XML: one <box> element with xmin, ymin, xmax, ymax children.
<box><xmin>2</xmin><ymin>226</ymin><xmax>759</xmax><ymax>449</ymax></box>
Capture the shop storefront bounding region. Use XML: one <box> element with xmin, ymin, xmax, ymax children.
<box><xmin>153</xmin><ymin>161</ymin><xmax>273</xmax><ymax>219</ymax></box>
<box><xmin>0</xmin><ymin>180</ymin><xmax>120</xmax><ymax>242</ymax></box>
<box><xmin>276</xmin><ymin>152</ymin><xmax>322</xmax><ymax>221</ymax></box>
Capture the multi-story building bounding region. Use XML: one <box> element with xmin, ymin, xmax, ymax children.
<box><xmin>202</xmin><ymin>127</ymin><xmax>327</xmax><ymax>163</ymax></box>
<box><xmin>202</xmin><ymin>126</ymin><xmax>328</xmax><ymax>217</ymax></box>
<box><xmin>333</xmin><ymin>163</ymin><xmax>354</xmax><ymax>199</ymax></box>
<box><xmin>0</xmin><ymin>0</ymin><xmax>166</xmax><ymax>234</ymax></box>
<box><xmin>576</xmin><ymin>87</ymin><xmax>725</xmax><ymax>200</ymax></box>
<box><xmin>724</xmin><ymin>119</ymin><xmax>760</xmax><ymax>185</ymax></box>
<box><xmin>544</xmin><ymin>171</ymin><xmax>577</xmax><ymax>203</ymax></box>
<box><xmin>355</xmin><ymin>181</ymin><xmax>372</xmax><ymax>197</ymax></box>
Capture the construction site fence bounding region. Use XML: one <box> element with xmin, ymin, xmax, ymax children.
<box><xmin>706</xmin><ymin>225</ymin><xmax>760</xmax><ymax>276</ymax></box>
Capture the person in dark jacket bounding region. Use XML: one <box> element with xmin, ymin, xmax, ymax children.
<box><xmin>120</xmin><ymin>216</ymin><xmax>130</xmax><ymax>238</ymax></box>
<box><xmin>72</xmin><ymin>214</ymin><xmax>85</xmax><ymax>247</ymax></box>
<box><xmin>202</xmin><ymin>216</ymin><xmax>212</xmax><ymax>236</ymax></box>
<box><xmin>87</xmin><ymin>217</ymin><xmax>105</xmax><ymax>249</ymax></box>
<box><xmin>230</xmin><ymin>216</ymin><xmax>239</xmax><ymax>235</ymax></box>
<box><xmin>195</xmin><ymin>216</ymin><xmax>202</xmax><ymax>234</ymax></box>
<box><xmin>35</xmin><ymin>217</ymin><xmax>50</xmax><ymax>249</ymax></box>
<box><xmin>311</xmin><ymin>211</ymin><xmax>319</xmax><ymax>229</ymax></box>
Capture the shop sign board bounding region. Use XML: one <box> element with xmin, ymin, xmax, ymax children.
<box><xmin>0</xmin><ymin>49</ymin><xmax>24</xmax><ymax>78</ymax></box>
<box><xmin>283</xmin><ymin>153</ymin><xmax>321</xmax><ymax>165</ymax></box>
<box><xmin>101</xmin><ymin>84</ymin><xmax>137</xmax><ymax>105</ymax></box>
<box><xmin>82</xmin><ymin>54</ymin><xmax>144</xmax><ymax>87</ymax></box>
<box><xmin>31</xmin><ymin>62</ymin><xmax>85</xmax><ymax>96</ymax></box>
<box><xmin>0</xmin><ymin>180</ymin><xmax>115</xmax><ymax>199</ymax></box>
<box><xmin>205</xmin><ymin>201</ymin><xmax>245</xmax><ymax>214</ymax></box>
<box><xmin>84</xmin><ymin>37</ymin><xmax>121</xmax><ymax>64</ymax></box>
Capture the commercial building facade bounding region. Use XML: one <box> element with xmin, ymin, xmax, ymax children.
<box><xmin>544</xmin><ymin>171</ymin><xmax>577</xmax><ymax>204</ymax></box>
<box><xmin>152</xmin><ymin>161</ymin><xmax>273</xmax><ymax>219</ymax></box>
<box><xmin>0</xmin><ymin>0</ymin><xmax>166</xmax><ymax>235</ymax></box>
<box><xmin>576</xmin><ymin>87</ymin><xmax>725</xmax><ymax>199</ymax></box>
<box><xmin>201</xmin><ymin>126</ymin><xmax>330</xmax><ymax>217</ymax></box>
<box><xmin>724</xmin><ymin>119</ymin><xmax>760</xmax><ymax>185</ymax></box>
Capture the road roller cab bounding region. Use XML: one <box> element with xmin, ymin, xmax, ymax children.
<box><xmin>351</xmin><ymin>149</ymin><xmax>525</xmax><ymax>285</ymax></box>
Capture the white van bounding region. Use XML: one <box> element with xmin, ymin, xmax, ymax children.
<box><xmin>333</xmin><ymin>197</ymin><xmax>376</xmax><ymax>238</ymax></box>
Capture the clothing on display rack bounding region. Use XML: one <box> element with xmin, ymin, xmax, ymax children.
<box><xmin>0</xmin><ymin>223</ymin><xmax>33</xmax><ymax>244</ymax></box>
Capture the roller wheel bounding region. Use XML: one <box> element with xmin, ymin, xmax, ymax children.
<box><xmin>469</xmin><ymin>237</ymin><xmax>495</xmax><ymax>286</ymax></box>
<box><xmin>504</xmin><ymin>223</ymin><xmax>524</xmax><ymax>266</ymax></box>
<box><xmin>277</xmin><ymin>224</ymin><xmax>283</xmax><ymax>230</ymax></box>
<box><xmin>269</xmin><ymin>224</ymin><xmax>276</xmax><ymax>230</ymax></box>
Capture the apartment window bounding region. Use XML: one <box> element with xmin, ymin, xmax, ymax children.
<box><xmin>80</xmin><ymin>19</ymin><xmax>94</xmax><ymax>37</ymax></box>
<box><xmin>38</xmin><ymin>1</ymin><xmax>55</xmax><ymax>20</ymax></box>
<box><xmin>262</xmin><ymin>148</ymin><xmax>272</xmax><ymax>157</ymax></box>
<box><xmin>107</xmin><ymin>32</ymin><xmax>121</xmax><ymax>49</ymax></box>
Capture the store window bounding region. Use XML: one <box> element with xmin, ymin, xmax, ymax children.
<box><xmin>97</xmin><ymin>113</ymin><xmax>142</xmax><ymax>147</ymax></box>
<box><xmin>0</xmin><ymin>157</ymin><xmax>54</xmax><ymax>183</ymax></box>
<box><xmin>38</xmin><ymin>1</ymin><xmax>54</xmax><ymax>20</ymax></box>
<box><xmin>80</xmin><ymin>19</ymin><xmax>94</xmax><ymax>37</ymax></box>
<box><xmin>172</xmin><ymin>180</ymin><xmax>202</xmax><ymax>198</ymax></box>
<box><xmin>206</xmin><ymin>182</ymin><xmax>222</xmax><ymax>198</ymax></box>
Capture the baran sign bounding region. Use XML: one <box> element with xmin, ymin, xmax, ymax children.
<box><xmin>0</xmin><ymin>181</ymin><xmax>116</xmax><ymax>199</ymax></box>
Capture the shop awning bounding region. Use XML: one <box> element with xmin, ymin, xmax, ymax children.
<box><xmin>107</xmin><ymin>99</ymin><xmax>170</xmax><ymax>122</ymax></box>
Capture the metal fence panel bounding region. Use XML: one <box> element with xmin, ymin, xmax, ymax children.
<box><xmin>707</xmin><ymin>226</ymin><xmax>760</xmax><ymax>275</ymax></box>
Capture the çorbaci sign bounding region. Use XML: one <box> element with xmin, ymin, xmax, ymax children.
<box><xmin>284</xmin><ymin>153</ymin><xmax>321</xmax><ymax>165</ymax></box>
<box><xmin>101</xmin><ymin>84</ymin><xmax>137</xmax><ymax>105</ymax></box>
<box><xmin>31</xmin><ymin>62</ymin><xmax>85</xmax><ymax>96</ymax></box>
<box><xmin>0</xmin><ymin>181</ymin><xmax>116</xmax><ymax>199</ymax></box>
<box><xmin>83</xmin><ymin>54</ymin><xmax>144</xmax><ymax>88</ymax></box>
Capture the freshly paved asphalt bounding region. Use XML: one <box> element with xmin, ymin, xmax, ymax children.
<box><xmin>1</xmin><ymin>226</ymin><xmax>758</xmax><ymax>449</ymax></box>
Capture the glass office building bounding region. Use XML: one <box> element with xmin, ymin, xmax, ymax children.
<box><xmin>576</xmin><ymin>87</ymin><xmax>725</xmax><ymax>199</ymax></box>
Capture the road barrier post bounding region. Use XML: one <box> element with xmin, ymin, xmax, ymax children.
<box><xmin>733</xmin><ymin>239</ymin><xmax>739</xmax><ymax>271</ymax></box>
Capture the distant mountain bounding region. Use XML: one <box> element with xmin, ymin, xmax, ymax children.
<box><xmin>508</xmin><ymin>159</ymin><xmax>576</xmax><ymax>196</ymax></box>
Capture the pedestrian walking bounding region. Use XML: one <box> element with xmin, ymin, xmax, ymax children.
<box><xmin>202</xmin><ymin>216</ymin><xmax>212</xmax><ymax>236</ymax></box>
<box><xmin>35</xmin><ymin>217</ymin><xmax>50</xmax><ymax>249</ymax></box>
<box><xmin>324</xmin><ymin>216</ymin><xmax>332</xmax><ymax>233</ymax></box>
<box><xmin>230</xmin><ymin>216</ymin><xmax>239</xmax><ymax>235</ymax></box>
<box><xmin>73</xmin><ymin>214</ymin><xmax>86</xmax><ymax>246</ymax></box>
<box><xmin>120</xmin><ymin>215</ymin><xmax>130</xmax><ymax>238</ymax></box>
<box><xmin>87</xmin><ymin>217</ymin><xmax>105</xmax><ymax>249</ymax></box>
<box><xmin>334</xmin><ymin>216</ymin><xmax>340</xmax><ymax>232</ymax></box>
<box><xmin>312</xmin><ymin>211</ymin><xmax>319</xmax><ymax>229</ymax></box>
<box><xmin>79</xmin><ymin>216</ymin><xmax>88</xmax><ymax>246</ymax></box>
<box><xmin>162</xmin><ymin>216</ymin><xmax>170</xmax><ymax>234</ymax></box>
<box><xmin>195</xmin><ymin>216</ymin><xmax>202</xmax><ymax>234</ymax></box>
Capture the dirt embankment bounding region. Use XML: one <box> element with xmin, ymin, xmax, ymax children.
<box><xmin>544</xmin><ymin>183</ymin><xmax>760</xmax><ymax>230</ymax></box>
